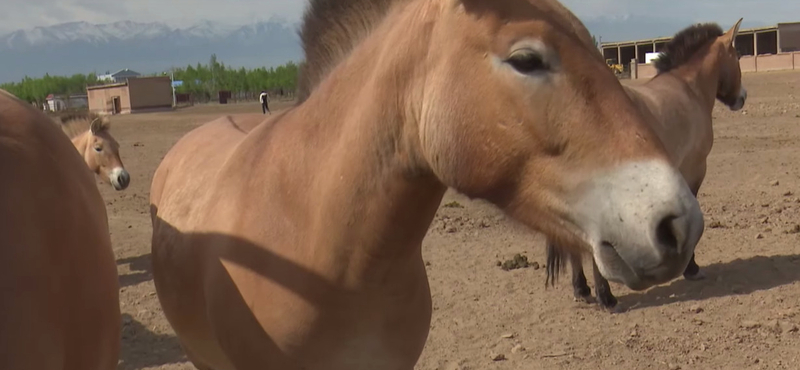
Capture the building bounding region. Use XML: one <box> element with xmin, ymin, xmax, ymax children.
<box><xmin>44</xmin><ymin>94</ymin><xmax>89</xmax><ymax>112</ymax></box>
<box><xmin>87</xmin><ymin>76</ymin><xmax>173</xmax><ymax>115</ymax></box>
<box><xmin>97</xmin><ymin>69</ymin><xmax>142</xmax><ymax>83</ymax></box>
<box><xmin>600</xmin><ymin>22</ymin><xmax>800</xmax><ymax>79</ymax></box>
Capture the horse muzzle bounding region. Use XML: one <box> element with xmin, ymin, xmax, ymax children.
<box><xmin>730</xmin><ymin>87</ymin><xmax>747</xmax><ymax>111</ymax></box>
<box><xmin>110</xmin><ymin>167</ymin><xmax>131</xmax><ymax>191</ymax></box>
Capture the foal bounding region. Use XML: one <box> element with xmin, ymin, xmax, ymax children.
<box><xmin>546</xmin><ymin>19</ymin><xmax>747</xmax><ymax>309</ymax></box>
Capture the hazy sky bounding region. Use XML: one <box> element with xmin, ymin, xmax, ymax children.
<box><xmin>1</xmin><ymin>0</ymin><xmax>799</xmax><ymax>34</ymax></box>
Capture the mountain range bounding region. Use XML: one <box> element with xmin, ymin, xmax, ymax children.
<box><xmin>0</xmin><ymin>18</ymin><xmax>303</xmax><ymax>84</ymax></box>
<box><xmin>0</xmin><ymin>16</ymin><xmax>769</xmax><ymax>84</ymax></box>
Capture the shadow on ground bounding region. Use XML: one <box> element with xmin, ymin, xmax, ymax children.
<box><xmin>118</xmin><ymin>253</ymin><xmax>153</xmax><ymax>288</ymax></box>
<box><xmin>620</xmin><ymin>254</ymin><xmax>800</xmax><ymax>310</ymax></box>
<box><xmin>118</xmin><ymin>313</ymin><xmax>187</xmax><ymax>370</ymax></box>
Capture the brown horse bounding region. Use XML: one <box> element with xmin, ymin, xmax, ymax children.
<box><xmin>54</xmin><ymin>112</ymin><xmax>130</xmax><ymax>191</ymax></box>
<box><xmin>545</xmin><ymin>19</ymin><xmax>747</xmax><ymax>309</ymax></box>
<box><xmin>149</xmin><ymin>0</ymin><xmax>706</xmax><ymax>369</ymax></box>
<box><xmin>0</xmin><ymin>89</ymin><xmax>121</xmax><ymax>369</ymax></box>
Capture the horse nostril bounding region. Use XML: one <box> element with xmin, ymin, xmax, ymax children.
<box><xmin>655</xmin><ymin>215</ymin><xmax>680</xmax><ymax>252</ymax></box>
<box><xmin>116</xmin><ymin>171</ymin><xmax>130</xmax><ymax>188</ymax></box>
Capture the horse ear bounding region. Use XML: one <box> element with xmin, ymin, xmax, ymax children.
<box><xmin>89</xmin><ymin>117</ymin><xmax>107</xmax><ymax>134</ymax></box>
<box><xmin>725</xmin><ymin>18</ymin><xmax>744</xmax><ymax>47</ymax></box>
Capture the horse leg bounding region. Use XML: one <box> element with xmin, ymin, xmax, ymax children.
<box><xmin>683</xmin><ymin>181</ymin><xmax>707</xmax><ymax>281</ymax></box>
<box><xmin>570</xmin><ymin>254</ymin><xmax>592</xmax><ymax>303</ymax></box>
<box><xmin>683</xmin><ymin>252</ymin><xmax>706</xmax><ymax>280</ymax></box>
<box><xmin>545</xmin><ymin>240</ymin><xmax>592</xmax><ymax>303</ymax></box>
<box><xmin>181</xmin><ymin>342</ymin><xmax>218</xmax><ymax>370</ymax></box>
<box><xmin>592</xmin><ymin>259</ymin><xmax>618</xmax><ymax>309</ymax></box>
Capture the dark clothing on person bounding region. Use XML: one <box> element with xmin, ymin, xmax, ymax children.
<box><xmin>260</xmin><ymin>92</ymin><xmax>270</xmax><ymax>114</ymax></box>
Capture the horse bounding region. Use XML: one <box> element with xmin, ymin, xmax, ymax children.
<box><xmin>545</xmin><ymin>19</ymin><xmax>747</xmax><ymax>310</ymax></box>
<box><xmin>0</xmin><ymin>89</ymin><xmax>121</xmax><ymax>369</ymax></box>
<box><xmin>54</xmin><ymin>112</ymin><xmax>130</xmax><ymax>191</ymax></box>
<box><xmin>149</xmin><ymin>0</ymin><xmax>706</xmax><ymax>369</ymax></box>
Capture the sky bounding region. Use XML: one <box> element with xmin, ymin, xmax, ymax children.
<box><xmin>1</xmin><ymin>0</ymin><xmax>799</xmax><ymax>35</ymax></box>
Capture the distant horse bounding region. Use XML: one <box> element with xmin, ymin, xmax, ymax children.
<box><xmin>545</xmin><ymin>19</ymin><xmax>747</xmax><ymax>309</ymax></box>
<box><xmin>0</xmin><ymin>89</ymin><xmax>120</xmax><ymax>369</ymax></box>
<box><xmin>54</xmin><ymin>112</ymin><xmax>130</xmax><ymax>191</ymax></box>
<box><xmin>149</xmin><ymin>0</ymin><xmax>704</xmax><ymax>369</ymax></box>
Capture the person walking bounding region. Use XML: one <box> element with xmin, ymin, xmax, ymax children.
<box><xmin>259</xmin><ymin>90</ymin><xmax>271</xmax><ymax>115</ymax></box>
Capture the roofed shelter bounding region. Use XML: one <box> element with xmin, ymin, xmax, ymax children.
<box><xmin>87</xmin><ymin>76</ymin><xmax>173</xmax><ymax>115</ymax></box>
<box><xmin>601</xmin><ymin>22</ymin><xmax>800</xmax><ymax>78</ymax></box>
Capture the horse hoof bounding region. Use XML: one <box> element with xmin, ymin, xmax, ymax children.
<box><xmin>597</xmin><ymin>294</ymin><xmax>618</xmax><ymax>310</ymax></box>
<box><xmin>573</xmin><ymin>294</ymin><xmax>594</xmax><ymax>304</ymax></box>
<box><xmin>684</xmin><ymin>270</ymin><xmax>707</xmax><ymax>281</ymax></box>
<box><xmin>573</xmin><ymin>286</ymin><xmax>593</xmax><ymax>303</ymax></box>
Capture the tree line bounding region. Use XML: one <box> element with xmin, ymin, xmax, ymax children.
<box><xmin>0</xmin><ymin>54</ymin><xmax>300</xmax><ymax>104</ymax></box>
<box><xmin>0</xmin><ymin>73</ymin><xmax>99</xmax><ymax>105</ymax></box>
<box><xmin>172</xmin><ymin>54</ymin><xmax>299</xmax><ymax>102</ymax></box>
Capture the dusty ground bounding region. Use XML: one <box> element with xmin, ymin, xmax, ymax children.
<box><xmin>104</xmin><ymin>70</ymin><xmax>800</xmax><ymax>370</ymax></box>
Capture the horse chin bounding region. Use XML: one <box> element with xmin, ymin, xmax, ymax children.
<box><xmin>110</xmin><ymin>177</ymin><xmax>129</xmax><ymax>191</ymax></box>
<box><xmin>591</xmin><ymin>241</ymin><xmax>692</xmax><ymax>292</ymax></box>
<box><xmin>729</xmin><ymin>98</ymin><xmax>745</xmax><ymax>111</ymax></box>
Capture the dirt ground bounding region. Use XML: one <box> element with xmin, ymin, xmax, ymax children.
<box><xmin>105</xmin><ymin>70</ymin><xmax>800</xmax><ymax>370</ymax></box>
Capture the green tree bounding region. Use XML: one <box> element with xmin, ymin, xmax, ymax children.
<box><xmin>1</xmin><ymin>72</ymin><xmax>98</xmax><ymax>104</ymax></box>
<box><xmin>2</xmin><ymin>54</ymin><xmax>300</xmax><ymax>104</ymax></box>
<box><xmin>171</xmin><ymin>55</ymin><xmax>300</xmax><ymax>100</ymax></box>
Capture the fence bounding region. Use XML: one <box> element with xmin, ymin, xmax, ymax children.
<box><xmin>177</xmin><ymin>88</ymin><xmax>296</xmax><ymax>106</ymax></box>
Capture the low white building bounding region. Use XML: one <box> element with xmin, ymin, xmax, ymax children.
<box><xmin>45</xmin><ymin>94</ymin><xmax>89</xmax><ymax>112</ymax></box>
<box><xmin>97</xmin><ymin>69</ymin><xmax>142</xmax><ymax>83</ymax></box>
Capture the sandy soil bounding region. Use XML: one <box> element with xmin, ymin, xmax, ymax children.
<box><xmin>103</xmin><ymin>71</ymin><xmax>800</xmax><ymax>370</ymax></box>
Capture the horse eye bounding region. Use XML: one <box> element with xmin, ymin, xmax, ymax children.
<box><xmin>506</xmin><ymin>50</ymin><xmax>547</xmax><ymax>74</ymax></box>
<box><xmin>94</xmin><ymin>146</ymin><xmax>103</xmax><ymax>152</ymax></box>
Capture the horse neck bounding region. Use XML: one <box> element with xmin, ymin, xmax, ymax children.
<box><xmin>284</xmin><ymin>1</ymin><xmax>446</xmax><ymax>269</ymax></box>
<box><xmin>670</xmin><ymin>42</ymin><xmax>726</xmax><ymax>112</ymax></box>
<box><xmin>69</xmin><ymin>131</ymin><xmax>90</xmax><ymax>157</ymax></box>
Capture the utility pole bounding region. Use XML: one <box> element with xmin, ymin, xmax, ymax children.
<box><xmin>171</xmin><ymin>67</ymin><xmax>176</xmax><ymax>107</ymax></box>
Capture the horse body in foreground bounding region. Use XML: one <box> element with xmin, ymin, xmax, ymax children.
<box><xmin>0</xmin><ymin>90</ymin><xmax>121</xmax><ymax>369</ymax></box>
<box><xmin>150</xmin><ymin>0</ymin><xmax>705</xmax><ymax>369</ymax></box>
<box><xmin>546</xmin><ymin>19</ymin><xmax>747</xmax><ymax>309</ymax></box>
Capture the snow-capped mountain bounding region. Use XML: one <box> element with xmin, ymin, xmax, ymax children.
<box><xmin>1</xmin><ymin>21</ymin><xmax>176</xmax><ymax>47</ymax></box>
<box><xmin>0</xmin><ymin>19</ymin><xmax>303</xmax><ymax>83</ymax></box>
<box><xmin>0</xmin><ymin>16</ymin><xmax>768</xmax><ymax>83</ymax></box>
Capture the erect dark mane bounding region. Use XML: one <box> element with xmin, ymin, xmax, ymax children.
<box><xmin>654</xmin><ymin>23</ymin><xmax>724</xmax><ymax>74</ymax></box>
<box><xmin>51</xmin><ymin>111</ymin><xmax>108</xmax><ymax>139</ymax></box>
<box><xmin>294</xmin><ymin>0</ymin><xmax>603</xmax><ymax>103</ymax></box>
<box><xmin>295</xmin><ymin>0</ymin><xmax>411</xmax><ymax>104</ymax></box>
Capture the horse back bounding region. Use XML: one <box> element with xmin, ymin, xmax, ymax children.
<box><xmin>150</xmin><ymin>114</ymin><xmax>265</xmax><ymax>219</ymax></box>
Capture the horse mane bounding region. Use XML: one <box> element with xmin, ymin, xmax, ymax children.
<box><xmin>294</xmin><ymin>0</ymin><xmax>603</xmax><ymax>103</ymax></box>
<box><xmin>654</xmin><ymin>23</ymin><xmax>724</xmax><ymax>74</ymax></box>
<box><xmin>295</xmin><ymin>0</ymin><xmax>410</xmax><ymax>104</ymax></box>
<box><xmin>53</xmin><ymin>111</ymin><xmax>109</xmax><ymax>139</ymax></box>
